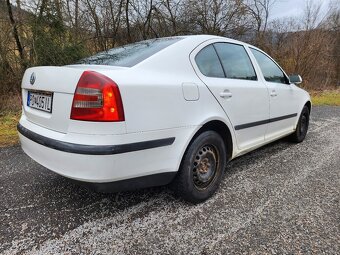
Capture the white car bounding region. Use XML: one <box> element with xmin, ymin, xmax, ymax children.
<box><xmin>18</xmin><ymin>35</ymin><xmax>311</xmax><ymax>203</ymax></box>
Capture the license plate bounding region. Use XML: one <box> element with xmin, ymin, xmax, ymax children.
<box><xmin>27</xmin><ymin>91</ymin><xmax>53</xmax><ymax>113</ymax></box>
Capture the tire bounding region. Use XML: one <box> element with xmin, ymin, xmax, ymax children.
<box><xmin>171</xmin><ymin>131</ymin><xmax>227</xmax><ymax>203</ymax></box>
<box><xmin>289</xmin><ymin>105</ymin><xmax>310</xmax><ymax>143</ymax></box>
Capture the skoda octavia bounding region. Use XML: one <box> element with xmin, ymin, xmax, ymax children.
<box><xmin>18</xmin><ymin>35</ymin><xmax>311</xmax><ymax>203</ymax></box>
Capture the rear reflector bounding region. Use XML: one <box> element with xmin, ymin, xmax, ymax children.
<box><xmin>70</xmin><ymin>71</ymin><xmax>125</xmax><ymax>121</ymax></box>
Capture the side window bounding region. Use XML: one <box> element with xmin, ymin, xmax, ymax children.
<box><xmin>250</xmin><ymin>48</ymin><xmax>288</xmax><ymax>84</ymax></box>
<box><xmin>195</xmin><ymin>45</ymin><xmax>225</xmax><ymax>78</ymax></box>
<box><xmin>214</xmin><ymin>43</ymin><xmax>257</xmax><ymax>81</ymax></box>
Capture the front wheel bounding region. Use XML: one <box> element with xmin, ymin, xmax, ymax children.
<box><xmin>289</xmin><ymin>105</ymin><xmax>310</xmax><ymax>143</ymax></box>
<box><xmin>171</xmin><ymin>131</ymin><xmax>227</xmax><ymax>203</ymax></box>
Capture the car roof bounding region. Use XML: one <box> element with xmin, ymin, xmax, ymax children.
<box><xmin>174</xmin><ymin>34</ymin><xmax>256</xmax><ymax>50</ymax></box>
<box><xmin>129</xmin><ymin>35</ymin><xmax>253</xmax><ymax>71</ymax></box>
<box><xmin>184</xmin><ymin>34</ymin><xmax>248</xmax><ymax>43</ymax></box>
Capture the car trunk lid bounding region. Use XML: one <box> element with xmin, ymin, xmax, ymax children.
<box><xmin>21</xmin><ymin>66</ymin><xmax>127</xmax><ymax>134</ymax></box>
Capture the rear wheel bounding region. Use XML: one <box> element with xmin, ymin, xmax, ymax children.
<box><xmin>289</xmin><ymin>106</ymin><xmax>310</xmax><ymax>143</ymax></box>
<box><xmin>171</xmin><ymin>131</ymin><xmax>227</xmax><ymax>203</ymax></box>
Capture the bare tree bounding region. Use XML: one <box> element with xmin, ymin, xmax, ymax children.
<box><xmin>125</xmin><ymin>0</ymin><xmax>132</xmax><ymax>42</ymax></box>
<box><xmin>6</xmin><ymin>0</ymin><xmax>25</xmax><ymax>67</ymax></box>
<box><xmin>85</xmin><ymin>0</ymin><xmax>106</xmax><ymax>50</ymax></box>
<box><xmin>245</xmin><ymin>0</ymin><xmax>276</xmax><ymax>47</ymax></box>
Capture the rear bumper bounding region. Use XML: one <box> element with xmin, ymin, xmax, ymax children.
<box><xmin>17</xmin><ymin>123</ymin><xmax>175</xmax><ymax>155</ymax></box>
<box><xmin>75</xmin><ymin>172</ymin><xmax>177</xmax><ymax>193</ymax></box>
<box><xmin>18</xmin><ymin>117</ymin><xmax>196</xmax><ymax>187</ymax></box>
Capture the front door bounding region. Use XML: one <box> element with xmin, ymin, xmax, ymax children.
<box><xmin>250</xmin><ymin>48</ymin><xmax>300</xmax><ymax>140</ymax></box>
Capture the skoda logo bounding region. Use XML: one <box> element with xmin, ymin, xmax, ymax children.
<box><xmin>30</xmin><ymin>72</ymin><xmax>36</xmax><ymax>85</ymax></box>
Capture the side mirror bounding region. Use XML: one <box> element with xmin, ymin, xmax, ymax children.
<box><xmin>289</xmin><ymin>74</ymin><xmax>302</xmax><ymax>85</ymax></box>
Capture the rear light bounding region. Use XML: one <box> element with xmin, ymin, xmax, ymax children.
<box><xmin>70</xmin><ymin>71</ymin><xmax>125</xmax><ymax>121</ymax></box>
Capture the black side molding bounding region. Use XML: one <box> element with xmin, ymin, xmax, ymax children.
<box><xmin>235</xmin><ymin>113</ymin><xmax>298</xmax><ymax>130</ymax></box>
<box><xmin>17</xmin><ymin>123</ymin><xmax>175</xmax><ymax>155</ymax></box>
<box><xmin>75</xmin><ymin>172</ymin><xmax>177</xmax><ymax>193</ymax></box>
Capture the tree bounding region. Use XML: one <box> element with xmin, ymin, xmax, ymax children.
<box><xmin>6</xmin><ymin>0</ymin><xmax>25</xmax><ymax>68</ymax></box>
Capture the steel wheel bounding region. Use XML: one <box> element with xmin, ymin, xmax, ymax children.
<box><xmin>171</xmin><ymin>130</ymin><xmax>227</xmax><ymax>203</ymax></box>
<box><xmin>192</xmin><ymin>144</ymin><xmax>219</xmax><ymax>189</ymax></box>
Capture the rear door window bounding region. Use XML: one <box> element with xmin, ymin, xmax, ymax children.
<box><xmin>213</xmin><ymin>43</ymin><xmax>257</xmax><ymax>81</ymax></box>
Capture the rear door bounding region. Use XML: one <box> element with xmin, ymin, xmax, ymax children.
<box><xmin>249</xmin><ymin>48</ymin><xmax>300</xmax><ymax>140</ymax></box>
<box><xmin>191</xmin><ymin>40</ymin><xmax>270</xmax><ymax>150</ymax></box>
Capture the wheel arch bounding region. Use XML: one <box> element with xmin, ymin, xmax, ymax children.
<box><xmin>296</xmin><ymin>100</ymin><xmax>312</xmax><ymax>125</ymax></box>
<box><xmin>305</xmin><ymin>100</ymin><xmax>312</xmax><ymax>114</ymax></box>
<box><xmin>171</xmin><ymin>119</ymin><xmax>234</xmax><ymax>201</ymax></box>
<box><xmin>183</xmin><ymin>120</ymin><xmax>234</xmax><ymax>163</ymax></box>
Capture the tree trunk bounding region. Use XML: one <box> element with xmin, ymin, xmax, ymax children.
<box><xmin>125</xmin><ymin>0</ymin><xmax>132</xmax><ymax>43</ymax></box>
<box><xmin>6</xmin><ymin>0</ymin><xmax>25</xmax><ymax>68</ymax></box>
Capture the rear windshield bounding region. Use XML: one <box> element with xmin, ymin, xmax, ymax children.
<box><xmin>76</xmin><ymin>37</ymin><xmax>183</xmax><ymax>67</ymax></box>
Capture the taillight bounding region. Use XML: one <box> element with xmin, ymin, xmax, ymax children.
<box><xmin>70</xmin><ymin>71</ymin><xmax>125</xmax><ymax>122</ymax></box>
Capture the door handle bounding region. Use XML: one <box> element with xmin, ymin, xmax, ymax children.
<box><xmin>270</xmin><ymin>90</ymin><xmax>277</xmax><ymax>97</ymax></box>
<box><xmin>220</xmin><ymin>91</ymin><xmax>232</xmax><ymax>98</ymax></box>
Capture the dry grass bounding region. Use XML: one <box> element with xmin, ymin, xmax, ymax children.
<box><xmin>0</xmin><ymin>112</ymin><xmax>20</xmax><ymax>147</ymax></box>
<box><xmin>0</xmin><ymin>93</ymin><xmax>22</xmax><ymax>113</ymax></box>
<box><xmin>0</xmin><ymin>94</ymin><xmax>22</xmax><ymax>147</ymax></box>
<box><xmin>310</xmin><ymin>89</ymin><xmax>340</xmax><ymax>106</ymax></box>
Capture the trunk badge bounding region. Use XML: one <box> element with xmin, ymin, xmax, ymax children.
<box><xmin>30</xmin><ymin>73</ymin><xmax>36</xmax><ymax>85</ymax></box>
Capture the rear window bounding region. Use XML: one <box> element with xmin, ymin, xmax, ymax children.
<box><xmin>76</xmin><ymin>37</ymin><xmax>183</xmax><ymax>67</ymax></box>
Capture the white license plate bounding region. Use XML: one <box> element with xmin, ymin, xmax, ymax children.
<box><xmin>27</xmin><ymin>91</ymin><xmax>53</xmax><ymax>113</ymax></box>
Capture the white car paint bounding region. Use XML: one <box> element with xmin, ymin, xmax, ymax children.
<box><xmin>18</xmin><ymin>35</ymin><xmax>311</xmax><ymax>187</ymax></box>
<box><xmin>190</xmin><ymin>38</ymin><xmax>271</xmax><ymax>150</ymax></box>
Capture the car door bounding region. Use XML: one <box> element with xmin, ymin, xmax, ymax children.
<box><xmin>249</xmin><ymin>48</ymin><xmax>300</xmax><ymax>140</ymax></box>
<box><xmin>191</xmin><ymin>41</ymin><xmax>270</xmax><ymax>150</ymax></box>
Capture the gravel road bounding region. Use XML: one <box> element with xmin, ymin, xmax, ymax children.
<box><xmin>1</xmin><ymin>106</ymin><xmax>339</xmax><ymax>254</ymax></box>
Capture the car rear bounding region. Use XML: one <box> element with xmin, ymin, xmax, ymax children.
<box><xmin>18</xmin><ymin>65</ymin><xmax>183</xmax><ymax>189</ymax></box>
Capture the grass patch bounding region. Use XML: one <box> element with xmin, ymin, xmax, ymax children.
<box><xmin>0</xmin><ymin>93</ymin><xmax>21</xmax><ymax>147</ymax></box>
<box><xmin>0</xmin><ymin>112</ymin><xmax>20</xmax><ymax>147</ymax></box>
<box><xmin>310</xmin><ymin>90</ymin><xmax>340</xmax><ymax>106</ymax></box>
